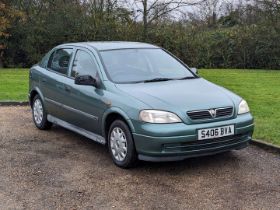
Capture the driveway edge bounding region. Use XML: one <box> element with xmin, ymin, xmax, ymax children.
<box><xmin>251</xmin><ymin>139</ymin><xmax>280</xmax><ymax>154</ymax></box>
<box><xmin>0</xmin><ymin>101</ymin><xmax>29</xmax><ymax>106</ymax></box>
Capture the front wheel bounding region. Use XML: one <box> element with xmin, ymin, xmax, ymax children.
<box><xmin>32</xmin><ymin>95</ymin><xmax>52</xmax><ymax>130</ymax></box>
<box><xmin>108</xmin><ymin>120</ymin><xmax>138</xmax><ymax>168</ymax></box>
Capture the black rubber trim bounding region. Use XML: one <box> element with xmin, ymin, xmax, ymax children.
<box><xmin>138</xmin><ymin>141</ymin><xmax>250</xmax><ymax>162</ymax></box>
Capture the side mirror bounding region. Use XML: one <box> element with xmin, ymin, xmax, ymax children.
<box><xmin>190</xmin><ymin>68</ymin><xmax>198</xmax><ymax>74</ymax></box>
<box><xmin>75</xmin><ymin>75</ymin><xmax>98</xmax><ymax>87</ymax></box>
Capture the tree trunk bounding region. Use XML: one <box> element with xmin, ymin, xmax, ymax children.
<box><xmin>143</xmin><ymin>0</ymin><xmax>148</xmax><ymax>41</ymax></box>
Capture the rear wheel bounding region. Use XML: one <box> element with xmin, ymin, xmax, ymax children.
<box><xmin>32</xmin><ymin>95</ymin><xmax>52</xmax><ymax>130</ymax></box>
<box><xmin>108</xmin><ymin>120</ymin><xmax>138</xmax><ymax>168</ymax></box>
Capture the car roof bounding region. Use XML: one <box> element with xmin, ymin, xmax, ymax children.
<box><xmin>60</xmin><ymin>41</ymin><xmax>159</xmax><ymax>51</ymax></box>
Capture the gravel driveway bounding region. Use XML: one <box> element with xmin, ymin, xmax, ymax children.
<box><xmin>0</xmin><ymin>106</ymin><xmax>279</xmax><ymax>210</ymax></box>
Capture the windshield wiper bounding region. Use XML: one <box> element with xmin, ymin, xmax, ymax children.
<box><xmin>177</xmin><ymin>76</ymin><xmax>197</xmax><ymax>80</ymax></box>
<box><xmin>143</xmin><ymin>78</ymin><xmax>173</xmax><ymax>83</ymax></box>
<box><xmin>136</xmin><ymin>76</ymin><xmax>197</xmax><ymax>83</ymax></box>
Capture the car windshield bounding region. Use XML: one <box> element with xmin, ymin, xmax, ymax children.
<box><xmin>100</xmin><ymin>48</ymin><xmax>196</xmax><ymax>83</ymax></box>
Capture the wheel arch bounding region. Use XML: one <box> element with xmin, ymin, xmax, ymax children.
<box><xmin>29</xmin><ymin>87</ymin><xmax>45</xmax><ymax>107</ymax></box>
<box><xmin>102</xmin><ymin>107</ymin><xmax>135</xmax><ymax>140</ymax></box>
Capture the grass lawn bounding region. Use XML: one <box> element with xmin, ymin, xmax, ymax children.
<box><xmin>0</xmin><ymin>68</ymin><xmax>279</xmax><ymax>146</ymax></box>
<box><xmin>0</xmin><ymin>68</ymin><xmax>29</xmax><ymax>101</ymax></box>
<box><xmin>200</xmin><ymin>69</ymin><xmax>280</xmax><ymax>146</ymax></box>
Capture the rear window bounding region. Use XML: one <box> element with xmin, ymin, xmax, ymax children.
<box><xmin>47</xmin><ymin>48</ymin><xmax>73</xmax><ymax>75</ymax></box>
<box><xmin>39</xmin><ymin>51</ymin><xmax>51</xmax><ymax>68</ymax></box>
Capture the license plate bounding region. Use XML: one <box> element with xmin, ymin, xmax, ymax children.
<box><xmin>198</xmin><ymin>125</ymin><xmax>235</xmax><ymax>140</ymax></box>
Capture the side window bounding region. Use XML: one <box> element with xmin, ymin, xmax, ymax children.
<box><xmin>39</xmin><ymin>51</ymin><xmax>51</xmax><ymax>68</ymax></box>
<box><xmin>71</xmin><ymin>50</ymin><xmax>98</xmax><ymax>78</ymax></box>
<box><xmin>47</xmin><ymin>48</ymin><xmax>72</xmax><ymax>75</ymax></box>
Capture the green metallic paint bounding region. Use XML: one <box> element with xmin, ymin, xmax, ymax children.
<box><xmin>101</xmin><ymin>107</ymin><xmax>136</xmax><ymax>137</ymax></box>
<box><xmin>29</xmin><ymin>42</ymin><xmax>254</xmax><ymax>161</ymax></box>
<box><xmin>115</xmin><ymin>78</ymin><xmax>242</xmax><ymax>124</ymax></box>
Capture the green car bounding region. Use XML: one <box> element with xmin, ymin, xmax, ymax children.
<box><xmin>29</xmin><ymin>42</ymin><xmax>254</xmax><ymax>168</ymax></box>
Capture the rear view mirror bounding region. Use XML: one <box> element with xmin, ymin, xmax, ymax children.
<box><xmin>190</xmin><ymin>68</ymin><xmax>198</xmax><ymax>74</ymax></box>
<box><xmin>75</xmin><ymin>75</ymin><xmax>98</xmax><ymax>87</ymax></box>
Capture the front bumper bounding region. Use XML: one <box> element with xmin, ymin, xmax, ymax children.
<box><xmin>132</xmin><ymin>113</ymin><xmax>254</xmax><ymax>162</ymax></box>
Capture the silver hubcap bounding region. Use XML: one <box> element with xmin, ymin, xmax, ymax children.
<box><xmin>33</xmin><ymin>99</ymin><xmax>43</xmax><ymax>125</ymax></box>
<box><xmin>110</xmin><ymin>127</ymin><xmax>127</xmax><ymax>161</ymax></box>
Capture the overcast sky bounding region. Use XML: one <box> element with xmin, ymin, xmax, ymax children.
<box><xmin>121</xmin><ymin>0</ymin><xmax>253</xmax><ymax>20</ymax></box>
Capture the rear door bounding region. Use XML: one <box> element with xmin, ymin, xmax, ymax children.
<box><xmin>61</xmin><ymin>48</ymin><xmax>107</xmax><ymax>136</ymax></box>
<box><xmin>40</xmin><ymin>48</ymin><xmax>74</xmax><ymax>121</ymax></box>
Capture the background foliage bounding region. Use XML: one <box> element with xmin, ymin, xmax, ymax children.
<box><xmin>1</xmin><ymin>0</ymin><xmax>280</xmax><ymax>69</ymax></box>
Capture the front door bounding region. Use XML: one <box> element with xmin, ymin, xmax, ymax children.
<box><xmin>61</xmin><ymin>48</ymin><xmax>107</xmax><ymax>136</ymax></box>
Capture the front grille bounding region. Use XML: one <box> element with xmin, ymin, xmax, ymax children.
<box><xmin>187</xmin><ymin>107</ymin><xmax>233</xmax><ymax>120</ymax></box>
<box><xmin>188</xmin><ymin>110</ymin><xmax>212</xmax><ymax>120</ymax></box>
<box><xmin>163</xmin><ymin>134</ymin><xmax>248</xmax><ymax>153</ymax></box>
<box><xmin>187</xmin><ymin>110</ymin><xmax>212</xmax><ymax>120</ymax></box>
<box><xmin>216</xmin><ymin>107</ymin><xmax>233</xmax><ymax>118</ymax></box>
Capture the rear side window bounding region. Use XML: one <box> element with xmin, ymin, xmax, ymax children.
<box><xmin>71</xmin><ymin>50</ymin><xmax>98</xmax><ymax>78</ymax></box>
<box><xmin>39</xmin><ymin>51</ymin><xmax>51</xmax><ymax>68</ymax></box>
<box><xmin>47</xmin><ymin>48</ymin><xmax>73</xmax><ymax>75</ymax></box>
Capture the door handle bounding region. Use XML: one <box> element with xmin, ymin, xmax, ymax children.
<box><xmin>56</xmin><ymin>84</ymin><xmax>64</xmax><ymax>90</ymax></box>
<box><xmin>41</xmin><ymin>78</ymin><xmax>47</xmax><ymax>83</ymax></box>
<box><xmin>65</xmin><ymin>86</ymin><xmax>71</xmax><ymax>92</ymax></box>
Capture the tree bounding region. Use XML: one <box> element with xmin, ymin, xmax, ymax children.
<box><xmin>0</xmin><ymin>0</ymin><xmax>24</xmax><ymax>67</ymax></box>
<box><xmin>2</xmin><ymin>0</ymin><xmax>280</xmax><ymax>69</ymax></box>
<box><xmin>127</xmin><ymin>0</ymin><xmax>205</xmax><ymax>40</ymax></box>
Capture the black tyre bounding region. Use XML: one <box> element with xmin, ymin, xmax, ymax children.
<box><xmin>32</xmin><ymin>95</ymin><xmax>52</xmax><ymax>130</ymax></box>
<box><xmin>108</xmin><ymin>120</ymin><xmax>138</xmax><ymax>168</ymax></box>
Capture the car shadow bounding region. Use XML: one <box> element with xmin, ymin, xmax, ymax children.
<box><xmin>137</xmin><ymin>151</ymin><xmax>238</xmax><ymax>169</ymax></box>
<box><xmin>51</xmin><ymin>124</ymin><xmax>243</xmax><ymax>174</ymax></box>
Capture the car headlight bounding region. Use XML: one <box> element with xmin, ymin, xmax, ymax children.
<box><xmin>139</xmin><ymin>110</ymin><xmax>182</xmax><ymax>123</ymax></box>
<box><xmin>238</xmin><ymin>100</ymin><xmax>250</xmax><ymax>115</ymax></box>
